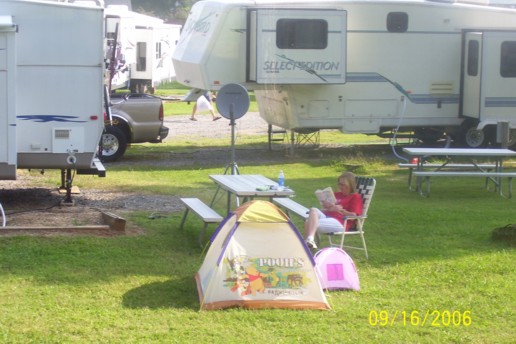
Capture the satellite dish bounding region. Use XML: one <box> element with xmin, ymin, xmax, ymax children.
<box><xmin>216</xmin><ymin>83</ymin><xmax>250</xmax><ymax>120</ymax></box>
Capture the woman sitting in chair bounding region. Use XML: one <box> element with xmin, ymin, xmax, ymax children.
<box><xmin>304</xmin><ymin>171</ymin><xmax>363</xmax><ymax>249</ymax></box>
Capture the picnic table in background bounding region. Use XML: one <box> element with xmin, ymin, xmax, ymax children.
<box><xmin>401</xmin><ymin>147</ymin><xmax>516</xmax><ymax>198</ymax></box>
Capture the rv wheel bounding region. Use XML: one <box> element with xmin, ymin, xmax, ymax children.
<box><xmin>100</xmin><ymin>126</ymin><xmax>127</xmax><ymax>162</ymax></box>
<box><xmin>459</xmin><ymin>121</ymin><xmax>490</xmax><ymax>148</ymax></box>
<box><xmin>506</xmin><ymin>130</ymin><xmax>516</xmax><ymax>149</ymax></box>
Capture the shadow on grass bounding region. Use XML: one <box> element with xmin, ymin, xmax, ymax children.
<box><xmin>122</xmin><ymin>277</ymin><xmax>200</xmax><ymax>310</ymax></box>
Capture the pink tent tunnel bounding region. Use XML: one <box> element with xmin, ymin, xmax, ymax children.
<box><xmin>314</xmin><ymin>247</ymin><xmax>360</xmax><ymax>291</ymax></box>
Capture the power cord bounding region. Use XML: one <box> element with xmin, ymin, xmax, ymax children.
<box><xmin>391</xmin><ymin>95</ymin><xmax>409</xmax><ymax>162</ymax></box>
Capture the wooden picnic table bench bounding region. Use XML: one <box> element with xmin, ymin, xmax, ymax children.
<box><xmin>412</xmin><ymin>171</ymin><xmax>516</xmax><ymax>198</ymax></box>
<box><xmin>398</xmin><ymin>162</ymin><xmax>497</xmax><ymax>188</ymax></box>
<box><xmin>179</xmin><ymin>197</ymin><xmax>224</xmax><ymax>247</ymax></box>
<box><xmin>272</xmin><ymin>197</ymin><xmax>310</xmax><ymax>220</ymax></box>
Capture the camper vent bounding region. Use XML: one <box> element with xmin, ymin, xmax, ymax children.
<box><xmin>430</xmin><ymin>82</ymin><xmax>454</xmax><ymax>95</ymax></box>
<box><xmin>54</xmin><ymin>129</ymin><xmax>71</xmax><ymax>139</ymax></box>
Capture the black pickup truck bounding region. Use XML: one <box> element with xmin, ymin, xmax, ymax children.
<box><xmin>100</xmin><ymin>93</ymin><xmax>169</xmax><ymax>162</ymax></box>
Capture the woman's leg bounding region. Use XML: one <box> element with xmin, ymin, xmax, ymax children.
<box><xmin>304</xmin><ymin>208</ymin><xmax>320</xmax><ymax>239</ymax></box>
<box><xmin>317</xmin><ymin>217</ymin><xmax>345</xmax><ymax>234</ymax></box>
<box><xmin>190</xmin><ymin>103</ymin><xmax>198</xmax><ymax>120</ymax></box>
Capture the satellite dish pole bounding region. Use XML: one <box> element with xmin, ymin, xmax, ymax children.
<box><xmin>209</xmin><ymin>84</ymin><xmax>250</xmax><ymax>209</ymax></box>
<box><xmin>228</xmin><ymin>103</ymin><xmax>238</xmax><ymax>175</ymax></box>
<box><xmin>215</xmin><ymin>83</ymin><xmax>250</xmax><ymax>175</ymax></box>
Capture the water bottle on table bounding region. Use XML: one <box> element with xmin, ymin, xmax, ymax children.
<box><xmin>278</xmin><ymin>170</ymin><xmax>285</xmax><ymax>190</ymax></box>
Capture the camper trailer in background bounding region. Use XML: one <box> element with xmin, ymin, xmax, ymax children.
<box><xmin>105</xmin><ymin>5</ymin><xmax>181</xmax><ymax>93</ymax></box>
<box><xmin>173</xmin><ymin>0</ymin><xmax>516</xmax><ymax>148</ymax></box>
<box><xmin>0</xmin><ymin>0</ymin><xmax>105</xmax><ymax>180</ymax></box>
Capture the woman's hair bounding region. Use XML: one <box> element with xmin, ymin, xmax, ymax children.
<box><xmin>338</xmin><ymin>171</ymin><xmax>357</xmax><ymax>193</ymax></box>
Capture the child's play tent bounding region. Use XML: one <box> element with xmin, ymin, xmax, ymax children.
<box><xmin>195</xmin><ymin>200</ymin><xmax>330</xmax><ymax>310</ymax></box>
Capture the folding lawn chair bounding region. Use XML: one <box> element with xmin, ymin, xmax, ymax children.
<box><xmin>319</xmin><ymin>176</ymin><xmax>376</xmax><ymax>259</ymax></box>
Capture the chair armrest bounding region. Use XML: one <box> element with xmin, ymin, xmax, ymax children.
<box><xmin>343</xmin><ymin>215</ymin><xmax>367</xmax><ymax>220</ymax></box>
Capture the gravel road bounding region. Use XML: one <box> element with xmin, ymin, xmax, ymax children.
<box><xmin>163</xmin><ymin>111</ymin><xmax>271</xmax><ymax>140</ymax></box>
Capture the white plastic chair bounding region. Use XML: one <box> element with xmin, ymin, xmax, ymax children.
<box><xmin>319</xmin><ymin>176</ymin><xmax>376</xmax><ymax>259</ymax></box>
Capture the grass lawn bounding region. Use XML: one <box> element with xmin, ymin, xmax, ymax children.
<box><xmin>1</xmin><ymin>83</ymin><xmax>514</xmax><ymax>343</ymax></box>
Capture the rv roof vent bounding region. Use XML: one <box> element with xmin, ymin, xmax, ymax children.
<box><xmin>430</xmin><ymin>82</ymin><xmax>454</xmax><ymax>94</ymax></box>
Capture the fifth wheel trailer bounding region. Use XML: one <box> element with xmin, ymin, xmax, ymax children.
<box><xmin>0</xmin><ymin>0</ymin><xmax>105</xmax><ymax>180</ymax></box>
<box><xmin>104</xmin><ymin>5</ymin><xmax>182</xmax><ymax>93</ymax></box>
<box><xmin>172</xmin><ymin>0</ymin><xmax>516</xmax><ymax>148</ymax></box>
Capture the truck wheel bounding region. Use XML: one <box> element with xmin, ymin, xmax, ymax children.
<box><xmin>100</xmin><ymin>126</ymin><xmax>127</xmax><ymax>162</ymax></box>
<box><xmin>459</xmin><ymin>120</ymin><xmax>491</xmax><ymax>148</ymax></box>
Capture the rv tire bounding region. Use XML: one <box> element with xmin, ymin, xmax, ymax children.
<box><xmin>509</xmin><ymin>130</ymin><xmax>516</xmax><ymax>149</ymax></box>
<box><xmin>459</xmin><ymin>120</ymin><xmax>490</xmax><ymax>148</ymax></box>
<box><xmin>100</xmin><ymin>126</ymin><xmax>127</xmax><ymax>162</ymax></box>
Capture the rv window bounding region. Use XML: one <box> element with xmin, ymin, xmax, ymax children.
<box><xmin>500</xmin><ymin>41</ymin><xmax>516</xmax><ymax>77</ymax></box>
<box><xmin>387</xmin><ymin>12</ymin><xmax>408</xmax><ymax>33</ymax></box>
<box><xmin>136</xmin><ymin>42</ymin><xmax>147</xmax><ymax>72</ymax></box>
<box><xmin>276</xmin><ymin>19</ymin><xmax>328</xmax><ymax>49</ymax></box>
<box><xmin>467</xmin><ymin>40</ymin><xmax>479</xmax><ymax>77</ymax></box>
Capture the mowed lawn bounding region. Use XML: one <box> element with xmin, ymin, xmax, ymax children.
<box><xmin>0</xmin><ymin>129</ymin><xmax>515</xmax><ymax>343</ymax></box>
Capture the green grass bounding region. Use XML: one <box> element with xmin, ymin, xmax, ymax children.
<box><xmin>1</xmin><ymin>138</ymin><xmax>514</xmax><ymax>343</ymax></box>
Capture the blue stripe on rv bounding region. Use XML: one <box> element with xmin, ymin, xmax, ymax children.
<box><xmin>17</xmin><ymin>115</ymin><xmax>87</xmax><ymax>123</ymax></box>
<box><xmin>346</xmin><ymin>72</ymin><xmax>459</xmax><ymax>104</ymax></box>
<box><xmin>485</xmin><ymin>97</ymin><xmax>516</xmax><ymax>107</ymax></box>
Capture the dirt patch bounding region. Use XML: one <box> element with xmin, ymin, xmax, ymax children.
<box><xmin>0</xmin><ymin>171</ymin><xmax>184</xmax><ymax>237</ymax></box>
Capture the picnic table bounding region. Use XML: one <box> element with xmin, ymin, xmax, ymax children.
<box><xmin>209</xmin><ymin>174</ymin><xmax>295</xmax><ymax>214</ymax></box>
<box><xmin>402</xmin><ymin>147</ymin><xmax>516</xmax><ymax>197</ymax></box>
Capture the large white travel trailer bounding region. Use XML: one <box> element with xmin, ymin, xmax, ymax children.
<box><xmin>0</xmin><ymin>0</ymin><xmax>105</xmax><ymax>180</ymax></box>
<box><xmin>173</xmin><ymin>0</ymin><xmax>516</xmax><ymax>147</ymax></box>
<box><xmin>105</xmin><ymin>5</ymin><xmax>182</xmax><ymax>93</ymax></box>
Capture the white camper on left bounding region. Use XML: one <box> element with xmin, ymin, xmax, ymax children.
<box><xmin>0</xmin><ymin>0</ymin><xmax>105</xmax><ymax>180</ymax></box>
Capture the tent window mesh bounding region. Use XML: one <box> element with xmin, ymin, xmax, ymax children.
<box><xmin>326</xmin><ymin>264</ymin><xmax>344</xmax><ymax>281</ymax></box>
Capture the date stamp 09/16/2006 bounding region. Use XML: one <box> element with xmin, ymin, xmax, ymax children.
<box><xmin>368</xmin><ymin>310</ymin><xmax>472</xmax><ymax>327</ymax></box>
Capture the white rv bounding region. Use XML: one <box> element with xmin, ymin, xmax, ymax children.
<box><xmin>105</xmin><ymin>5</ymin><xmax>182</xmax><ymax>93</ymax></box>
<box><xmin>173</xmin><ymin>0</ymin><xmax>516</xmax><ymax>148</ymax></box>
<box><xmin>0</xmin><ymin>0</ymin><xmax>105</xmax><ymax>180</ymax></box>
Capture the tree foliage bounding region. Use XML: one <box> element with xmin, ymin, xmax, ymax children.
<box><xmin>131</xmin><ymin>0</ymin><xmax>197</xmax><ymax>23</ymax></box>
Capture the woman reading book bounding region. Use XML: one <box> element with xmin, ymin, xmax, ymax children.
<box><xmin>304</xmin><ymin>171</ymin><xmax>363</xmax><ymax>249</ymax></box>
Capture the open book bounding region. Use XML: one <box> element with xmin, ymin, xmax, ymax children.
<box><xmin>315</xmin><ymin>187</ymin><xmax>336</xmax><ymax>206</ymax></box>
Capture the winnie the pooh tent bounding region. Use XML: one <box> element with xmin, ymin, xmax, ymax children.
<box><xmin>195</xmin><ymin>200</ymin><xmax>330</xmax><ymax>310</ymax></box>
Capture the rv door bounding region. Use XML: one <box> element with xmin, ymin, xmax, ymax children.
<box><xmin>461</xmin><ymin>32</ymin><xmax>483</xmax><ymax>120</ymax></box>
<box><xmin>247</xmin><ymin>8</ymin><xmax>346</xmax><ymax>84</ymax></box>
<box><xmin>462</xmin><ymin>31</ymin><xmax>516</xmax><ymax>125</ymax></box>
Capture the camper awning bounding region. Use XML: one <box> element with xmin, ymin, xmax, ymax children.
<box><xmin>0</xmin><ymin>16</ymin><xmax>16</xmax><ymax>32</ymax></box>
